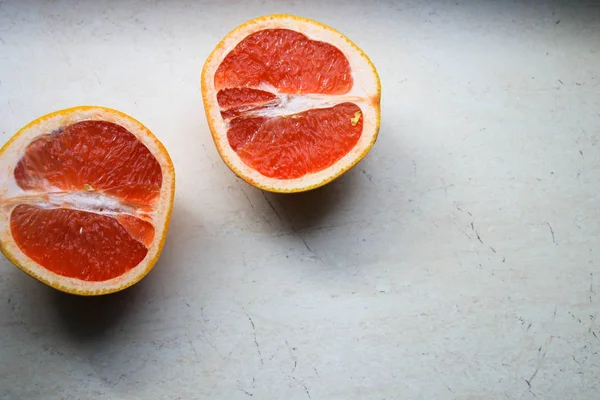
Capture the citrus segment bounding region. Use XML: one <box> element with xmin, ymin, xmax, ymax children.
<box><xmin>0</xmin><ymin>107</ymin><xmax>175</xmax><ymax>295</ymax></box>
<box><xmin>10</xmin><ymin>205</ymin><xmax>148</xmax><ymax>282</ymax></box>
<box><xmin>116</xmin><ymin>214</ymin><xmax>156</xmax><ymax>248</ymax></box>
<box><xmin>217</xmin><ymin>88</ymin><xmax>277</xmax><ymax>109</ymax></box>
<box><xmin>14</xmin><ymin>120</ymin><xmax>162</xmax><ymax>205</ymax></box>
<box><xmin>214</xmin><ymin>29</ymin><xmax>353</xmax><ymax>95</ymax></box>
<box><xmin>202</xmin><ymin>15</ymin><xmax>381</xmax><ymax>192</ymax></box>
<box><xmin>229</xmin><ymin>103</ymin><xmax>363</xmax><ymax>179</ymax></box>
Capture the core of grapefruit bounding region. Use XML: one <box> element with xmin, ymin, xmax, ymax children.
<box><xmin>201</xmin><ymin>14</ymin><xmax>381</xmax><ymax>193</ymax></box>
<box><xmin>0</xmin><ymin>106</ymin><xmax>175</xmax><ymax>295</ymax></box>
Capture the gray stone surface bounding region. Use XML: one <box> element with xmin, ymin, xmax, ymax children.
<box><xmin>1</xmin><ymin>0</ymin><xmax>599</xmax><ymax>399</ymax></box>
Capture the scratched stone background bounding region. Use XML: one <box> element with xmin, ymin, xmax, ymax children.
<box><xmin>1</xmin><ymin>0</ymin><xmax>599</xmax><ymax>399</ymax></box>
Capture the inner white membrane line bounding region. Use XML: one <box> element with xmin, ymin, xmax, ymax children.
<box><xmin>253</xmin><ymin>94</ymin><xmax>364</xmax><ymax>118</ymax></box>
<box><xmin>221</xmin><ymin>92</ymin><xmax>368</xmax><ymax>130</ymax></box>
<box><xmin>0</xmin><ymin>191</ymin><xmax>153</xmax><ymax>219</ymax></box>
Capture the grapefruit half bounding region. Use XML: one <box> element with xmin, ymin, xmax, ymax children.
<box><xmin>0</xmin><ymin>107</ymin><xmax>175</xmax><ymax>295</ymax></box>
<box><xmin>201</xmin><ymin>14</ymin><xmax>381</xmax><ymax>193</ymax></box>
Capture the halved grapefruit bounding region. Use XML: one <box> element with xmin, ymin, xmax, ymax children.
<box><xmin>201</xmin><ymin>14</ymin><xmax>381</xmax><ymax>192</ymax></box>
<box><xmin>0</xmin><ymin>106</ymin><xmax>175</xmax><ymax>295</ymax></box>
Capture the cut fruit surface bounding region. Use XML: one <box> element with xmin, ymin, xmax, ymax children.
<box><xmin>202</xmin><ymin>15</ymin><xmax>381</xmax><ymax>192</ymax></box>
<box><xmin>0</xmin><ymin>107</ymin><xmax>175</xmax><ymax>295</ymax></box>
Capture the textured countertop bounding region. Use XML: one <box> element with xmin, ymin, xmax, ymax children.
<box><xmin>1</xmin><ymin>1</ymin><xmax>599</xmax><ymax>399</ymax></box>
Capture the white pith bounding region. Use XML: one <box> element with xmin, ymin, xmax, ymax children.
<box><xmin>0</xmin><ymin>107</ymin><xmax>175</xmax><ymax>294</ymax></box>
<box><xmin>2</xmin><ymin>192</ymin><xmax>144</xmax><ymax>217</ymax></box>
<box><xmin>202</xmin><ymin>15</ymin><xmax>381</xmax><ymax>191</ymax></box>
<box><xmin>223</xmin><ymin>91</ymin><xmax>367</xmax><ymax>120</ymax></box>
